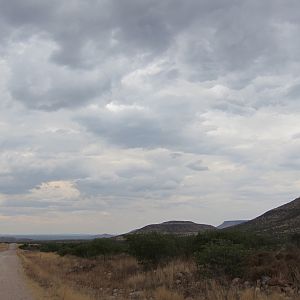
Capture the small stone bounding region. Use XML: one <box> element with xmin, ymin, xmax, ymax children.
<box><xmin>261</xmin><ymin>276</ymin><xmax>271</xmax><ymax>285</ymax></box>
<box><xmin>232</xmin><ymin>277</ymin><xmax>241</xmax><ymax>286</ymax></box>
<box><xmin>129</xmin><ymin>291</ymin><xmax>144</xmax><ymax>299</ymax></box>
<box><xmin>176</xmin><ymin>272</ymin><xmax>184</xmax><ymax>278</ymax></box>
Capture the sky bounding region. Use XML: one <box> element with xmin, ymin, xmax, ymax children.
<box><xmin>0</xmin><ymin>0</ymin><xmax>299</xmax><ymax>234</ymax></box>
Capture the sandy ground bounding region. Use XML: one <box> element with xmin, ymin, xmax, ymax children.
<box><xmin>0</xmin><ymin>244</ymin><xmax>34</xmax><ymax>300</ymax></box>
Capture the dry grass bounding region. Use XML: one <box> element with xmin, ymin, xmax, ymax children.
<box><xmin>0</xmin><ymin>243</ymin><xmax>9</xmax><ymax>251</ymax></box>
<box><xmin>19</xmin><ymin>250</ymin><xmax>296</xmax><ymax>300</ymax></box>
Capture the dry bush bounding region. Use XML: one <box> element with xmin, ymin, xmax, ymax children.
<box><xmin>154</xmin><ymin>286</ymin><xmax>184</xmax><ymax>300</ymax></box>
<box><xmin>248</xmin><ymin>248</ymin><xmax>300</xmax><ymax>285</ymax></box>
<box><xmin>19</xmin><ymin>250</ymin><xmax>293</xmax><ymax>300</ymax></box>
<box><xmin>0</xmin><ymin>243</ymin><xmax>9</xmax><ymax>251</ymax></box>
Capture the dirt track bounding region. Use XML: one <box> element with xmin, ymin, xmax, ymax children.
<box><xmin>0</xmin><ymin>244</ymin><xmax>34</xmax><ymax>300</ymax></box>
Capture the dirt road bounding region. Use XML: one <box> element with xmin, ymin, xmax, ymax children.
<box><xmin>0</xmin><ymin>244</ymin><xmax>34</xmax><ymax>300</ymax></box>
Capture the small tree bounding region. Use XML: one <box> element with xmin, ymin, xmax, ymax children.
<box><xmin>196</xmin><ymin>240</ymin><xmax>247</xmax><ymax>278</ymax></box>
<box><xmin>126</xmin><ymin>233</ymin><xmax>178</xmax><ymax>268</ymax></box>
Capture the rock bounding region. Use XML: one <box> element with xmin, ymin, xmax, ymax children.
<box><xmin>176</xmin><ymin>272</ymin><xmax>184</xmax><ymax>278</ymax></box>
<box><xmin>243</xmin><ymin>281</ymin><xmax>251</xmax><ymax>288</ymax></box>
<box><xmin>231</xmin><ymin>277</ymin><xmax>241</xmax><ymax>286</ymax></box>
<box><xmin>261</xmin><ymin>276</ymin><xmax>271</xmax><ymax>285</ymax></box>
<box><xmin>129</xmin><ymin>291</ymin><xmax>144</xmax><ymax>299</ymax></box>
<box><xmin>175</xmin><ymin>279</ymin><xmax>182</xmax><ymax>285</ymax></box>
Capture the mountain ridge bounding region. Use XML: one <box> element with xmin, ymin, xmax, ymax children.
<box><xmin>234</xmin><ymin>196</ymin><xmax>300</xmax><ymax>236</ymax></box>
<box><xmin>130</xmin><ymin>220</ymin><xmax>215</xmax><ymax>235</ymax></box>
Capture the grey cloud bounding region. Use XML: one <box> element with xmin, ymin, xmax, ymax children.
<box><xmin>77</xmin><ymin>105</ymin><xmax>183</xmax><ymax>149</ymax></box>
<box><xmin>186</xmin><ymin>160</ymin><xmax>209</xmax><ymax>172</ymax></box>
<box><xmin>1</xmin><ymin>0</ymin><xmax>300</xmax><ymax>232</ymax></box>
<box><xmin>0</xmin><ymin>152</ymin><xmax>88</xmax><ymax>195</ymax></box>
<box><xmin>8</xmin><ymin>46</ymin><xmax>110</xmax><ymax>110</ymax></box>
<box><xmin>287</xmin><ymin>84</ymin><xmax>300</xmax><ymax>100</ymax></box>
<box><xmin>292</xmin><ymin>133</ymin><xmax>300</xmax><ymax>139</ymax></box>
<box><xmin>3</xmin><ymin>0</ymin><xmax>300</xmax><ymax>110</ymax></box>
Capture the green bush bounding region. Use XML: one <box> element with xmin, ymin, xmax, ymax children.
<box><xmin>126</xmin><ymin>233</ymin><xmax>194</xmax><ymax>267</ymax></box>
<box><xmin>40</xmin><ymin>243</ymin><xmax>61</xmax><ymax>253</ymax></box>
<box><xmin>19</xmin><ymin>243</ymin><xmax>40</xmax><ymax>251</ymax></box>
<box><xmin>290</xmin><ymin>233</ymin><xmax>300</xmax><ymax>247</ymax></box>
<box><xmin>196</xmin><ymin>240</ymin><xmax>248</xmax><ymax>278</ymax></box>
<box><xmin>193</xmin><ymin>230</ymin><xmax>270</xmax><ymax>251</ymax></box>
<box><xmin>192</xmin><ymin>230</ymin><xmax>272</xmax><ymax>278</ymax></box>
<box><xmin>38</xmin><ymin>239</ymin><xmax>127</xmax><ymax>258</ymax></box>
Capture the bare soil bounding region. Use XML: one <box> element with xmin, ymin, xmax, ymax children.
<box><xmin>0</xmin><ymin>244</ymin><xmax>34</xmax><ymax>300</ymax></box>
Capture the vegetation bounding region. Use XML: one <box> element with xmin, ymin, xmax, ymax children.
<box><xmin>20</xmin><ymin>230</ymin><xmax>278</xmax><ymax>279</ymax></box>
<box><xmin>126</xmin><ymin>233</ymin><xmax>195</xmax><ymax>267</ymax></box>
<box><xmin>196</xmin><ymin>240</ymin><xmax>248</xmax><ymax>277</ymax></box>
<box><xmin>19</xmin><ymin>249</ymin><xmax>297</xmax><ymax>300</ymax></box>
<box><xmin>18</xmin><ymin>198</ymin><xmax>300</xmax><ymax>298</ymax></box>
<box><xmin>21</xmin><ymin>238</ymin><xmax>127</xmax><ymax>258</ymax></box>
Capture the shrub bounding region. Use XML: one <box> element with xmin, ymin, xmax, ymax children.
<box><xmin>36</xmin><ymin>239</ymin><xmax>127</xmax><ymax>258</ymax></box>
<box><xmin>192</xmin><ymin>230</ymin><xmax>270</xmax><ymax>278</ymax></box>
<box><xmin>196</xmin><ymin>240</ymin><xmax>248</xmax><ymax>278</ymax></box>
<box><xmin>61</xmin><ymin>239</ymin><xmax>127</xmax><ymax>258</ymax></box>
<box><xmin>193</xmin><ymin>230</ymin><xmax>270</xmax><ymax>251</ymax></box>
<box><xmin>290</xmin><ymin>233</ymin><xmax>300</xmax><ymax>247</ymax></box>
<box><xmin>40</xmin><ymin>242</ymin><xmax>61</xmax><ymax>253</ymax></box>
<box><xmin>126</xmin><ymin>233</ymin><xmax>192</xmax><ymax>267</ymax></box>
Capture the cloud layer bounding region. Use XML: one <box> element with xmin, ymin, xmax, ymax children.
<box><xmin>0</xmin><ymin>0</ymin><xmax>299</xmax><ymax>233</ymax></box>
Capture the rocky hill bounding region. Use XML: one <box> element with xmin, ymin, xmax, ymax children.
<box><xmin>235</xmin><ymin>197</ymin><xmax>300</xmax><ymax>236</ymax></box>
<box><xmin>217</xmin><ymin>220</ymin><xmax>248</xmax><ymax>229</ymax></box>
<box><xmin>131</xmin><ymin>221</ymin><xmax>215</xmax><ymax>235</ymax></box>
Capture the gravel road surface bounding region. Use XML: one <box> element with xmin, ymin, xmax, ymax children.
<box><xmin>0</xmin><ymin>244</ymin><xmax>34</xmax><ymax>300</ymax></box>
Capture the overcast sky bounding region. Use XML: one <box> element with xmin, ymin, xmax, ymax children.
<box><xmin>0</xmin><ymin>0</ymin><xmax>299</xmax><ymax>234</ymax></box>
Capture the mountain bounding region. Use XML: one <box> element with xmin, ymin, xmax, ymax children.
<box><xmin>235</xmin><ymin>197</ymin><xmax>300</xmax><ymax>236</ymax></box>
<box><xmin>131</xmin><ymin>221</ymin><xmax>215</xmax><ymax>235</ymax></box>
<box><xmin>217</xmin><ymin>220</ymin><xmax>248</xmax><ymax>229</ymax></box>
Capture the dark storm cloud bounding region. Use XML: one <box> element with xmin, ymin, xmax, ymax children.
<box><xmin>3</xmin><ymin>0</ymin><xmax>300</xmax><ymax>110</ymax></box>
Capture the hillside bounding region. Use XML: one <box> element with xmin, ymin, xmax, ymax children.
<box><xmin>131</xmin><ymin>221</ymin><xmax>215</xmax><ymax>235</ymax></box>
<box><xmin>235</xmin><ymin>197</ymin><xmax>300</xmax><ymax>236</ymax></box>
<box><xmin>217</xmin><ymin>220</ymin><xmax>248</xmax><ymax>229</ymax></box>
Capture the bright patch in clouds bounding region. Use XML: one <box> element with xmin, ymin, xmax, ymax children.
<box><xmin>29</xmin><ymin>181</ymin><xmax>80</xmax><ymax>201</ymax></box>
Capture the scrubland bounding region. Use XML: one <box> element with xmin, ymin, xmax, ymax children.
<box><xmin>18</xmin><ymin>232</ymin><xmax>300</xmax><ymax>299</ymax></box>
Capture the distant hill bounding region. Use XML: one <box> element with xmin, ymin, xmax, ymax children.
<box><xmin>130</xmin><ymin>221</ymin><xmax>215</xmax><ymax>235</ymax></box>
<box><xmin>0</xmin><ymin>234</ymin><xmax>114</xmax><ymax>242</ymax></box>
<box><xmin>217</xmin><ymin>220</ymin><xmax>248</xmax><ymax>229</ymax></box>
<box><xmin>235</xmin><ymin>197</ymin><xmax>300</xmax><ymax>236</ymax></box>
